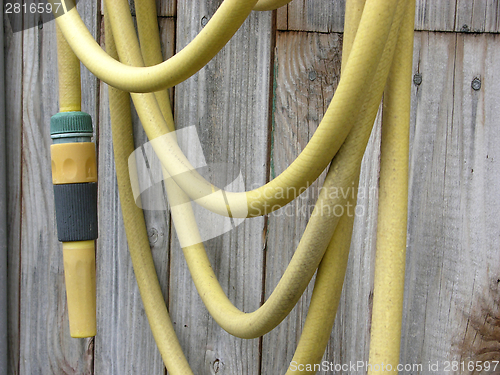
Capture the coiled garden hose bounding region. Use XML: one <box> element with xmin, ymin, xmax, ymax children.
<box><xmin>57</xmin><ymin>0</ymin><xmax>401</xmax><ymax>219</ymax></box>
<box><xmin>52</xmin><ymin>0</ymin><xmax>415</xmax><ymax>373</ymax></box>
<box><xmin>162</xmin><ymin>0</ymin><xmax>407</xmax><ymax>340</ymax></box>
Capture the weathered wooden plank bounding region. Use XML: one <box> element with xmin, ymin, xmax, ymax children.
<box><xmin>94</xmin><ymin>18</ymin><xmax>175</xmax><ymax>375</ymax></box>
<box><xmin>455</xmin><ymin>0</ymin><xmax>500</xmax><ymax>33</ymax></box>
<box><xmin>261</xmin><ymin>31</ymin><xmax>343</xmax><ymax>374</ymax></box>
<box><xmin>400</xmin><ymin>31</ymin><xmax>460</xmax><ymax>370</ymax></box>
<box><xmin>277</xmin><ymin>5</ymin><xmax>288</xmax><ymax>31</ymax></box>
<box><xmin>285</xmin><ymin>0</ymin><xmax>345</xmax><ymax>32</ymax></box>
<box><xmin>157</xmin><ymin>0</ymin><xmax>176</xmax><ymax>18</ymax></box>
<box><xmin>170</xmin><ymin>1</ymin><xmax>272</xmax><ymax>373</ymax></box>
<box><xmin>4</xmin><ymin>8</ymin><xmax>23</xmax><ymax>375</ymax></box>
<box><xmin>17</xmin><ymin>16</ymin><xmax>93</xmax><ymax>375</ymax></box>
<box><xmin>414</xmin><ymin>0</ymin><xmax>456</xmax><ymax>32</ymax></box>
<box><xmin>278</xmin><ymin>0</ymin><xmax>500</xmax><ymax>33</ymax></box>
<box><xmin>449</xmin><ymin>32</ymin><xmax>500</xmax><ymax>369</ymax></box>
<box><xmin>400</xmin><ymin>32</ymin><xmax>500</xmax><ymax>372</ymax></box>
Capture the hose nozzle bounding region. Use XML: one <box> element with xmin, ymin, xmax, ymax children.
<box><xmin>50</xmin><ymin>111</ymin><xmax>98</xmax><ymax>338</ymax></box>
<box><xmin>63</xmin><ymin>240</ymin><xmax>96</xmax><ymax>337</ymax></box>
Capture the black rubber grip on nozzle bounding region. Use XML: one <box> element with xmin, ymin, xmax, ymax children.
<box><xmin>53</xmin><ymin>183</ymin><xmax>98</xmax><ymax>242</ymax></box>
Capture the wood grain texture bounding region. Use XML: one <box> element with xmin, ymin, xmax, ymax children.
<box><xmin>414</xmin><ymin>0</ymin><xmax>457</xmax><ymax>32</ymax></box>
<box><xmin>4</xmin><ymin>7</ymin><xmax>23</xmax><ymax>375</ymax></box>
<box><xmin>170</xmin><ymin>1</ymin><xmax>272</xmax><ymax>373</ymax></box>
<box><xmin>286</xmin><ymin>0</ymin><xmax>345</xmax><ymax>33</ymax></box>
<box><xmin>277</xmin><ymin>0</ymin><xmax>500</xmax><ymax>33</ymax></box>
<box><xmin>400</xmin><ymin>31</ymin><xmax>500</xmax><ymax>373</ymax></box>
<box><xmin>261</xmin><ymin>31</ymin><xmax>343</xmax><ymax>374</ymax></box>
<box><xmin>455</xmin><ymin>0</ymin><xmax>500</xmax><ymax>33</ymax></box>
<box><xmin>94</xmin><ymin>17</ymin><xmax>175</xmax><ymax>375</ymax></box>
<box><xmin>16</xmin><ymin>7</ymin><xmax>95</xmax><ymax>375</ymax></box>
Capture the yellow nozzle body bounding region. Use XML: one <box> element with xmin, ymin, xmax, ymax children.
<box><xmin>62</xmin><ymin>240</ymin><xmax>96</xmax><ymax>338</ymax></box>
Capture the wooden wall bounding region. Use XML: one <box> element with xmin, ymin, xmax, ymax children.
<box><xmin>5</xmin><ymin>0</ymin><xmax>500</xmax><ymax>374</ymax></box>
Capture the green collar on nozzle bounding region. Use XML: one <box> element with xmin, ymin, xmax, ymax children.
<box><xmin>51</xmin><ymin>111</ymin><xmax>93</xmax><ymax>143</ymax></box>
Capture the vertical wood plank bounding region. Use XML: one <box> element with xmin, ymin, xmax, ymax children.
<box><xmin>400</xmin><ymin>32</ymin><xmax>500</xmax><ymax>371</ymax></box>
<box><xmin>171</xmin><ymin>1</ymin><xmax>272</xmax><ymax>373</ymax></box>
<box><xmin>4</xmin><ymin>8</ymin><xmax>23</xmax><ymax>375</ymax></box>
<box><xmin>157</xmin><ymin>0</ymin><xmax>176</xmax><ymax>17</ymax></box>
<box><xmin>286</xmin><ymin>0</ymin><xmax>345</xmax><ymax>33</ymax></box>
<box><xmin>451</xmin><ymin>32</ymin><xmax>500</xmax><ymax>369</ymax></box>
<box><xmin>414</xmin><ymin>0</ymin><xmax>457</xmax><ymax>31</ymax></box>
<box><xmin>455</xmin><ymin>0</ymin><xmax>500</xmax><ymax>33</ymax></box>
<box><xmin>17</xmin><ymin>9</ymin><xmax>96</xmax><ymax>375</ymax></box>
<box><xmin>400</xmin><ymin>31</ymin><xmax>460</xmax><ymax>368</ymax></box>
<box><xmin>94</xmin><ymin>18</ymin><xmax>175</xmax><ymax>375</ymax></box>
<box><xmin>261</xmin><ymin>31</ymin><xmax>343</xmax><ymax>374</ymax></box>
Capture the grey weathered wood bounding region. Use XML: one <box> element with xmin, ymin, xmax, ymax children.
<box><xmin>17</xmin><ymin>16</ymin><xmax>93</xmax><ymax>375</ymax></box>
<box><xmin>170</xmin><ymin>1</ymin><xmax>272</xmax><ymax>373</ymax></box>
<box><xmin>286</xmin><ymin>0</ymin><xmax>345</xmax><ymax>32</ymax></box>
<box><xmin>455</xmin><ymin>0</ymin><xmax>500</xmax><ymax>33</ymax></box>
<box><xmin>277</xmin><ymin>0</ymin><xmax>500</xmax><ymax>33</ymax></box>
<box><xmin>4</xmin><ymin>8</ymin><xmax>23</xmax><ymax>375</ymax></box>
<box><xmin>94</xmin><ymin>17</ymin><xmax>175</xmax><ymax>375</ymax></box>
<box><xmin>261</xmin><ymin>31</ymin><xmax>343</xmax><ymax>374</ymax></box>
<box><xmin>400</xmin><ymin>31</ymin><xmax>500</xmax><ymax>374</ymax></box>
<box><xmin>401</xmin><ymin>31</ymin><xmax>461</xmax><ymax>370</ymax></box>
<box><xmin>414</xmin><ymin>0</ymin><xmax>456</xmax><ymax>32</ymax></box>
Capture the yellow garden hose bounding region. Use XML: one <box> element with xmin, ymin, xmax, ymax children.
<box><xmin>58</xmin><ymin>0</ymin><xmax>400</xmax><ymax>219</ymax></box>
<box><xmin>52</xmin><ymin>0</ymin><xmax>415</xmax><ymax>373</ymax></box>
<box><xmin>368</xmin><ymin>0</ymin><xmax>416</xmax><ymax>371</ymax></box>
<box><xmin>283</xmin><ymin>1</ymin><xmax>413</xmax><ymax>371</ymax></box>
<box><xmin>133</xmin><ymin>0</ymin><xmax>175</xmax><ymax>132</ymax></box>
<box><xmin>56</xmin><ymin>24</ymin><xmax>81</xmax><ymax>112</ymax></box>
<box><xmin>104</xmin><ymin>19</ymin><xmax>193</xmax><ymax>373</ymax></box>
<box><xmin>171</xmin><ymin>0</ymin><xmax>406</xmax><ymax>340</ymax></box>
<box><xmin>118</xmin><ymin>0</ymin><xmax>405</xmax><ymax>341</ymax></box>
<box><xmin>54</xmin><ymin>0</ymin><xmax>258</xmax><ymax>92</ymax></box>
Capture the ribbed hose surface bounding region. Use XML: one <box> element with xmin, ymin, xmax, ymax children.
<box><xmin>56</xmin><ymin>24</ymin><xmax>81</xmax><ymax>112</ymax></box>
